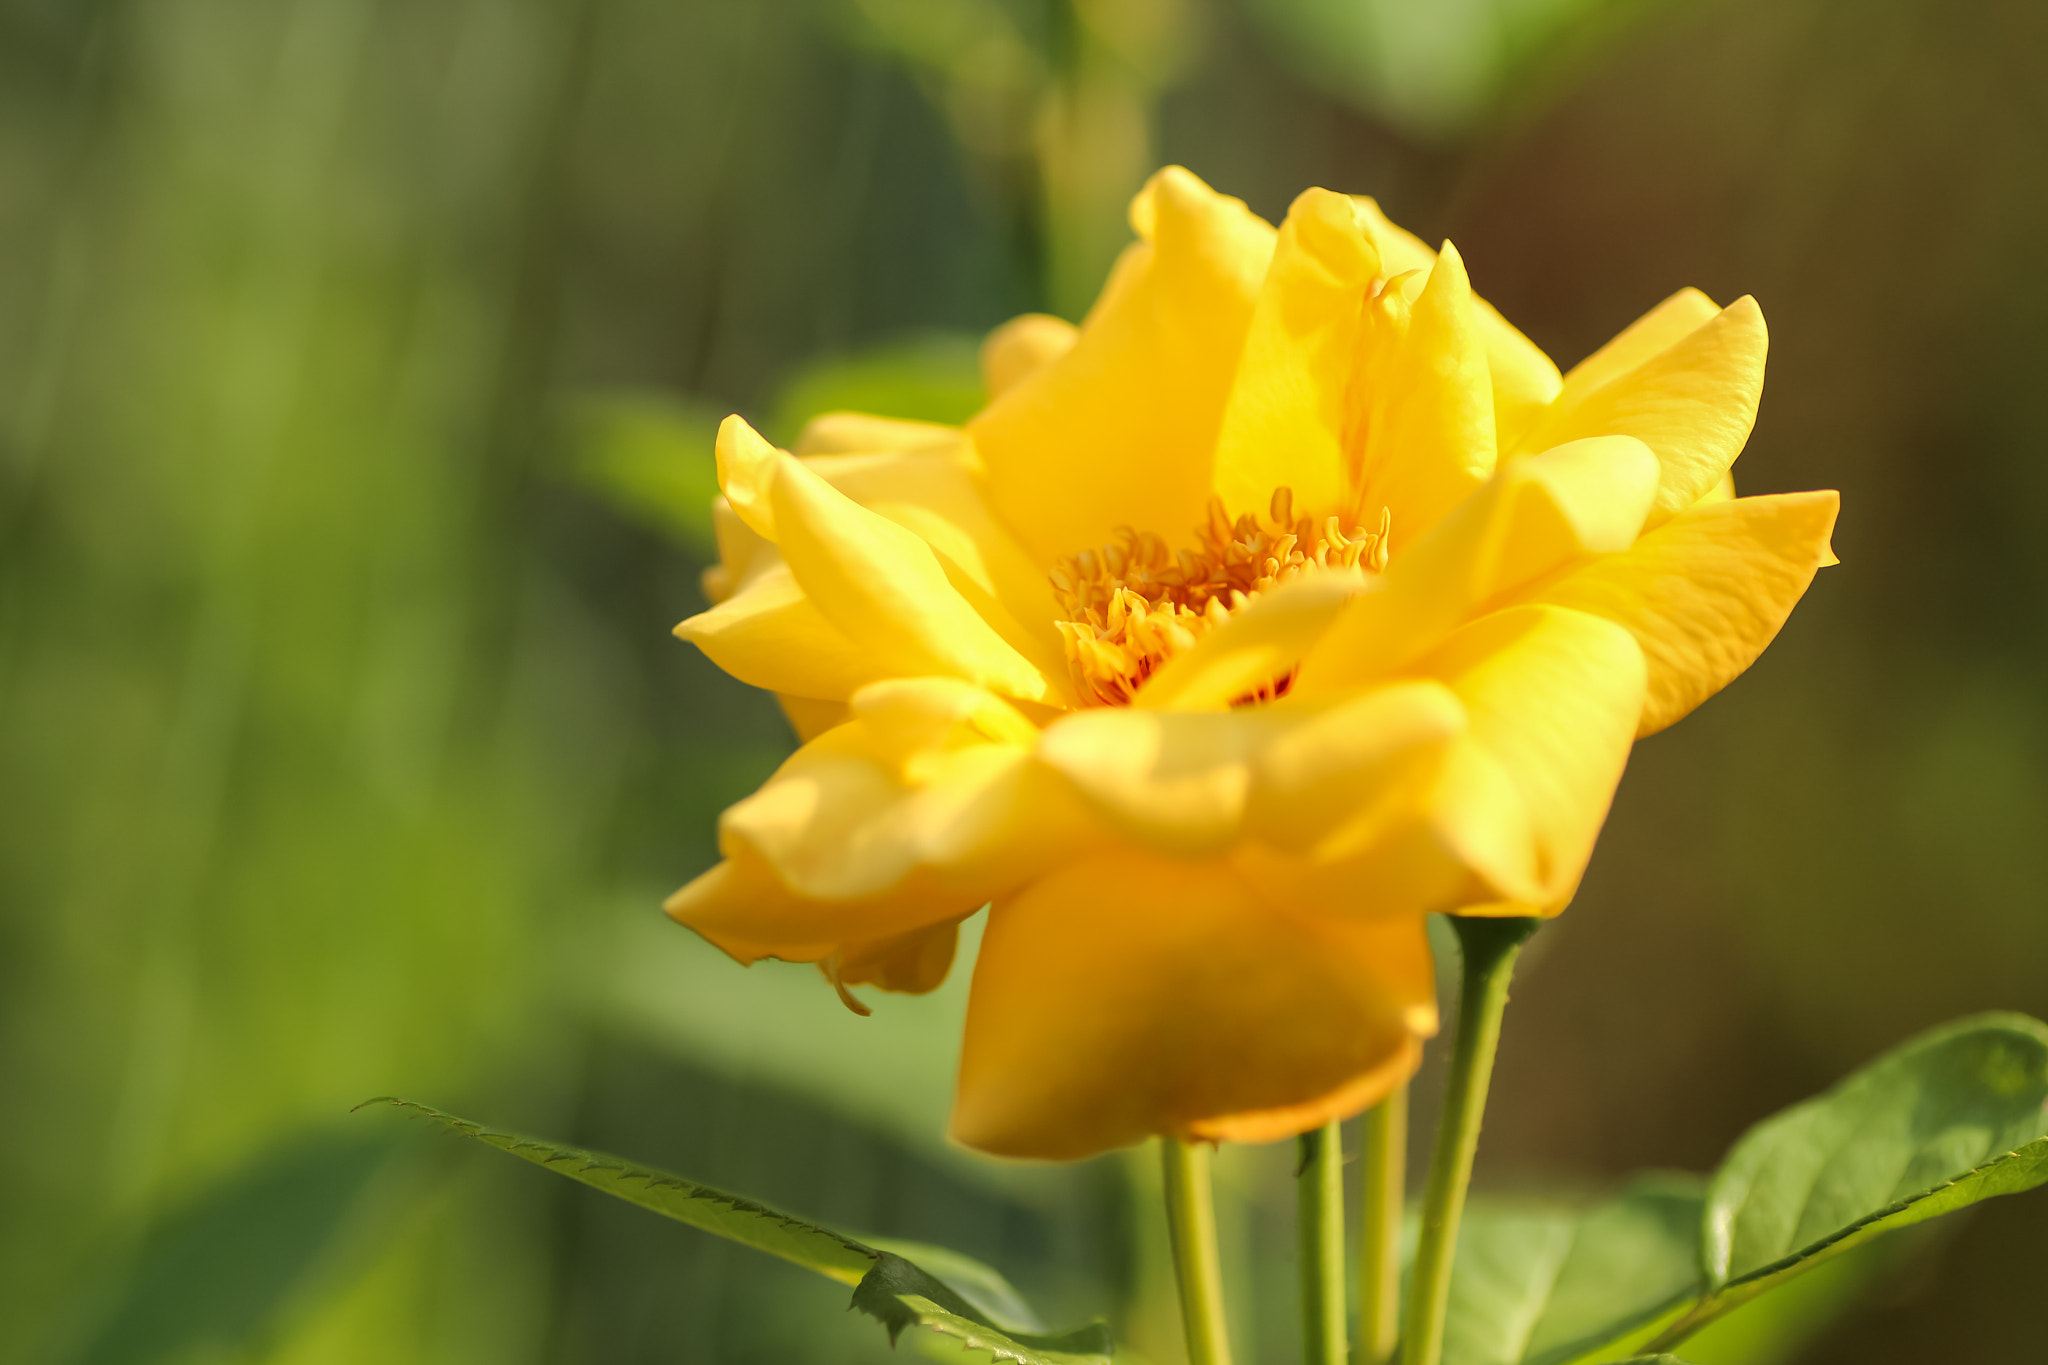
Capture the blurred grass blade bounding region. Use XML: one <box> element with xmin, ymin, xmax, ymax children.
<box><xmin>364</xmin><ymin>1098</ymin><xmax>1111</xmax><ymax>1363</ymax></box>
<box><xmin>61</xmin><ymin>1129</ymin><xmax>397</xmax><ymax>1365</ymax></box>
<box><xmin>1438</xmin><ymin>1176</ymin><xmax>1704</xmax><ymax>1365</ymax></box>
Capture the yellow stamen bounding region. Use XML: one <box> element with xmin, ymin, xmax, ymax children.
<box><xmin>1050</xmin><ymin>488</ymin><xmax>1389</xmax><ymax>708</ymax></box>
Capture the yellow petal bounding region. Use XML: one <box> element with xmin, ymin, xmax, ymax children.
<box><xmin>706</xmin><ymin>496</ymin><xmax>773</xmax><ymax>603</ymax></box>
<box><xmin>1348</xmin><ymin>241</ymin><xmax>1498</xmax><ymax>544</ymax></box>
<box><xmin>1349</xmin><ymin>196</ymin><xmax>1561</xmax><ymax>449</ymax></box>
<box><xmin>981</xmin><ymin>314</ymin><xmax>1078</xmax><ymax>399</ymax></box>
<box><xmin>1420</xmin><ymin>604</ymin><xmax>1647</xmax><ymax>911</ymax></box>
<box><xmin>1697</xmin><ymin>470</ymin><xmax>1737</xmax><ymax>505</ymax></box>
<box><xmin>952</xmin><ymin>851</ymin><xmax>1436</xmax><ymax>1158</ymax></box>
<box><xmin>1557</xmin><ymin>287</ymin><xmax>1720</xmax><ymax>409</ymax></box>
<box><xmin>1036</xmin><ymin>708</ymin><xmax>1284</xmax><ymax>855</ymax></box>
<box><xmin>670</xmin><ymin>696</ymin><xmax>1099</xmax><ymax>953</ymax></box>
<box><xmin>794</xmin><ymin>412</ymin><xmax>967</xmax><ymax>457</ymax></box>
<box><xmin>777</xmin><ymin>694</ymin><xmax>849</xmax><ymax>742</ymax></box>
<box><xmin>675</xmin><ymin>563</ymin><xmax>890</xmax><ymax>701</ymax></box>
<box><xmin>969</xmin><ymin>166</ymin><xmax>1277</xmax><ymax>563</ymax></box>
<box><xmin>850</xmin><ymin>675</ymin><xmax>1041</xmax><ymax>771</ymax></box>
<box><xmin>1211</xmin><ymin>189</ymin><xmax>1379</xmax><ymax>520</ymax></box>
<box><xmin>804</xmin><ymin>450</ymin><xmax>1068</xmax><ymax>689</ymax></box>
<box><xmin>1533</xmin><ymin>489</ymin><xmax>1840</xmax><ymax>735</ymax></box>
<box><xmin>715</xmin><ymin>414</ymin><xmax>782</xmax><ymax>539</ymax></box>
<box><xmin>771</xmin><ymin>454</ymin><xmax>1055</xmax><ymax>702</ymax></box>
<box><xmin>832</xmin><ymin>917</ymin><xmax>964</xmax><ymax>996</ymax></box>
<box><xmin>1135</xmin><ymin>569</ymin><xmax>1368</xmax><ymax>712</ymax></box>
<box><xmin>1243</xmin><ymin>680</ymin><xmax>1467</xmax><ymax>851</ymax></box>
<box><xmin>1294</xmin><ymin>435</ymin><xmax>1661</xmax><ymax>697</ymax></box>
<box><xmin>1516</xmin><ymin>295</ymin><xmax>1768</xmax><ymax>520</ymax></box>
<box><xmin>1229</xmin><ymin>693</ymin><xmax>1538</xmax><ymax>919</ymax></box>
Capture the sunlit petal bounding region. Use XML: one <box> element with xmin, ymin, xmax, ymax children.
<box><xmin>970</xmin><ymin>166</ymin><xmax>1276</xmax><ymax>563</ymax></box>
<box><xmin>1534</xmin><ymin>490</ymin><xmax>1840</xmax><ymax>735</ymax></box>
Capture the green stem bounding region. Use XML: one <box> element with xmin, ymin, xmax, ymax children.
<box><xmin>1399</xmin><ymin>916</ymin><xmax>1540</xmax><ymax>1365</ymax></box>
<box><xmin>1162</xmin><ymin>1138</ymin><xmax>1234</xmax><ymax>1365</ymax></box>
<box><xmin>1297</xmin><ymin>1120</ymin><xmax>1346</xmax><ymax>1365</ymax></box>
<box><xmin>1356</xmin><ymin>1086</ymin><xmax>1407</xmax><ymax>1365</ymax></box>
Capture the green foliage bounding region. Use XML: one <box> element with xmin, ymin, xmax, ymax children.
<box><xmin>1439</xmin><ymin>1014</ymin><xmax>2048</xmax><ymax>1363</ymax></box>
<box><xmin>364</xmin><ymin>1098</ymin><xmax>1112</xmax><ymax>1365</ymax></box>
<box><xmin>1441</xmin><ymin>1176</ymin><xmax>1703</xmax><ymax>1365</ymax></box>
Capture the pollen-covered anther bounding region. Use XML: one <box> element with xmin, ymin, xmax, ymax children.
<box><xmin>1050</xmin><ymin>487</ymin><xmax>1390</xmax><ymax>708</ymax></box>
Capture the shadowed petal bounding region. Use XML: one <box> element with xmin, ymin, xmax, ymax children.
<box><xmin>952</xmin><ymin>851</ymin><xmax>1436</xmax><ymax>1158</ymax></box>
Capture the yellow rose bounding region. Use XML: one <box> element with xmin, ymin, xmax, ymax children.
<box><xmin>668</xmin><ymin>167</ymin><xmax>1838</xmax><ymax>1160</ymax></box>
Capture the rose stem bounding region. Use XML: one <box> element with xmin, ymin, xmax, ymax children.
<box><xmin>1356</xmin><ymin>1085</ymin><xmax>1407</xmax><ymax>1365</ymax></box>
<box><xmin>1163</xmin><ymin>1138</ymin><xmax>1234</xmax><ymax>1365</ymax></box>
<box><xmin>1297</xmin><ymin>1118</ymin><xmax>1347</xmax><ymax>1365</ymax></box>
<box><xmin>1400</xmin><ymin>915</ymin><xmax>1540</xmax><ymax>1365</ymax></box>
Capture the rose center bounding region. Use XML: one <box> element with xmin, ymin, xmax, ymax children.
<box><xmin>1049</xmin><ymin>487</ymin><xmax>1389</xmax><ymax>708</ymax></box>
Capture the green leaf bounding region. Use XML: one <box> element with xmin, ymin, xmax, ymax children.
<box><xmin>1696</xmin><ymin>1012</ymin><xmax>2048</xmax><ymax>1301</ymax></box>
<box><xmin>1441</xmin><ymin>1175</ymin><xmax>1705</xmax><ymax>1365</ymax></box>
<box><xmin>1439</xmin><ymin>1013</ymin><xmax>2048</xmax><ymax>1362</ymax></box>
<box><xmin>561</xmin><ymin>392</ymin><xmax>725</xmax><ymax>552</ymax></box>
<box><xmin>361</xmin><ymin>1098</ymin><xmax>1110</xmax><ymax>1364</ymax></box>
<box><xmin>1626</xmin><ymin>1012</ymin><xmax>2048</xmax><ymax>1352</ymax></box>
<box><xmin>867</xmin><ymin>1237</ymin><xmax>1049</xmax><ymax>1334</ymax></box>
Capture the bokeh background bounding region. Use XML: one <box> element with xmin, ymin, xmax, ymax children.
<box><xmin>6</xmin><ymin>0</ymin><xmax>2047</xmax><ymax>1361</ymax></box>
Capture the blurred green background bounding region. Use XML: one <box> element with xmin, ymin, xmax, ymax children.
<box><xmin>5</xmin><ymin>0</ymin><xmax>2046</xmax><ymax>1361</ymax></box>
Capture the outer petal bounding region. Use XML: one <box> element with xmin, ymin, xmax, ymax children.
<box><xmin>804</xmin><ymin>451</ymin><xmax>1067</xmax><ymax>686</ymax></box>
<box><xmin>832</xmin><ymin>918</ymin><xmax>964</xmax><ymax>997</ymax></box>
<box><xmin>1294</xmin><ymin>435</ymin><xmax>1661</xmax><ymax>698</ymax></box>
<box><xmin>952</xmin><ymin>851</ymin><xmax>1437</xmax><ymax>1158</ymax></box>
<box><xmin>980</xmin><ymin>314</ymin><xmax>1078</xmax><ymax>399</ymax></box>
<box><xmin>1349</xmin><ymin>197</ymin><xmax>1562</xmax><ymax>448</ymax></box>
<box><xmin>1533</xmin><ymin>490</ymin><xmax>1840</xmax><ymax>736</ymax></box>
<box><xmin>1556</xmin><ymin>287</ymin><xmax>1720</xmax><ymax>409</ymax></box>
<box><xmin>1210</xmin><ymin>189</ymin><xmax>1379</xmax><ymax>520</ymax></box>
<box><xmin>1514</xmin><ymin>296</ymin><xmax>1768</xmax><ymax>520</ymax></box>
<box><xmin>969</xmin><ymin>166</ymin><xmax>1277</xmax><ymax>563</ymax></box>
<box><xmin>771</xmin><ymin>455</ymin><xmax>1055</xmax><ymax>702</ymax></box>
<box><xmin>714</xmin><ymin>414</ymin><xmax>782</xmax><ymax>539</ymax></box>
<box><xmin>1419</xmin><ymin>604</ymin><xmax>1648</xmax><ymax>912</ymax></box>
<box><xmin>1346</xmin><ymin>242</ymin><xmax>1497</xmax><ymax>544</ymax></box>
<box><xmin>675</xmin><ymin>563</ymin><xmax>890</xmax><ymax>701</ymax></box>
<box><xmin>668</xmin><ymin>686</ymin><xmax>1099</xmax><ymax>955</ymax></box>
